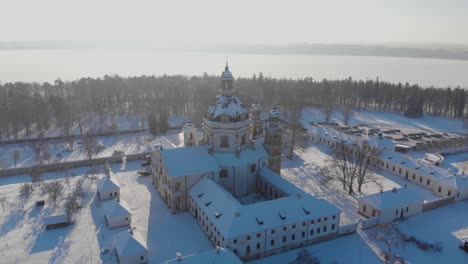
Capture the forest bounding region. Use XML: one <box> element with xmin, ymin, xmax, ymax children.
<box><xmin>0</xmin><ymin>73</ymin><xmax>466</xmax><ymax>140</ymax></box>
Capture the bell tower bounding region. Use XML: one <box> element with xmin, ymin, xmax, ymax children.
<box><xmin>183</xmin><ymin>120</ymin><xmax>197</xmax><ymax>147</ymax></box>
<box><xmin>250</xmin><ymin>101</ymin><xmax>263</xmax><ymax>140</ymax></box>
<box><xmin>263</xmin><ymin>106</ymin><xmax>282</xmax><ymax>174</ymax></box>
<box><xmin>220</xmin><ymin>60</ymin><xmax>234</xmax><ymax>97</ymax></box>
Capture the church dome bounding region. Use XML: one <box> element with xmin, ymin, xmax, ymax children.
<box><xmin>207</xmin><ymin>95</ymin><xmax>248</xmax><ymax>122</ymax></box>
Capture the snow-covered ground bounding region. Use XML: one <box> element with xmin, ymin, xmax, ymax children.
<box><xmin>281</xmin><ymin>143</ymin><xmax>438</xmax><ymax>225</ymax></box>
<box><xmin>300</xmin><ymin>107</ymin><xmax>468</xmax><ymax>134</ymax></box>
<box><xmin>0</xmin><ymin>162</ymin><xmax>213</xmax><ymax>264</ymax></box>
<box><xmin>0</xmin><ymin>131</ymin><xmax>153</xmax><ymax>169</ymax></box>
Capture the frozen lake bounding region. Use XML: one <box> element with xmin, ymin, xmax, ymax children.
<box><xmin>1</xmin><ymin>49</ymin><xmax>468</xmax><ymax>88</ymax></box>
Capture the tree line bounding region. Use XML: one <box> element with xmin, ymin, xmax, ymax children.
<box><xmin>0</xmin><ymin>74</ymin><xmax>466</xmax><ymax>140</ymax></box>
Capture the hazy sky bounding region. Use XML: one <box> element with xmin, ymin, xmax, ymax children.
<box><xmin>2</xmin><ymin>0</ymin><xmax>468</xmax><ymax>45</ymax></box>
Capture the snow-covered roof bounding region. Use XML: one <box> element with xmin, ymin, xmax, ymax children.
<box><xmin>165</xmin><ymin>248</ymin><xmax>242</xmax><ymax>264</ymax></box>
<box><xmin>161</xmin><ymin>145</ymin><xmax>221</xmax><ymax>177</ymax></box>
<box><xmin>213</xmin><ymin>143</ymin><xmax>268</xmax><ymax>166</ymax></box>
<box><xmin>114</xmin><ymin>230</ymin><xmax>148</xmax><ymax>257</ymax></box>
<box><xmin>437</xmin><ymin>174</ymin><xmax>468</xmax><ymax>190</ymax></box>
<box><xmin>189</xmin><ymin>178</ymin><xmax>340</xmax><ymax>238</ymax></box>
<box><xmin>97</xmin><ymin>176</ymin><xmax>120</xmax><ymax>193</ymax></box>
<box><xmin>44</xmin><ymin>214</ymin><xmax>69</xmax><ymax>226</ymax></box>
<box><xmin>104</xmin><ymin>199</ymin><xmax>131</xmax><ymax>219</ymax></box>
<box><xmin>358</xmin><ymin>187</ymin><xmax>423</xmax><ymax>210</ymax></box>
<box><xmin>364</xmin><ymin>136</ymin><xmax>395</xmax><ymax>151</ymax></box>
<box><xmin>316</xmin><ymin>126</ymin><xmax>355</xmax><ymax>144</ymax></box>
<box><xmin>148</xmin><ymin>136</ymin><xmax>177</xmax><ymax>150</ymax></box>
<box><xmin>207</xmin><ymin>95</ymin><xmax>248</xmax><ymax>119</ymax></box>
<box><xmin>259</xmin><ymin>168</ymin><xmax>306</xmax><ymax>196</ymax></box>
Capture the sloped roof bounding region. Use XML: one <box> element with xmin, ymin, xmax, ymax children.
<box><xmin>437</xmin><ymin>174</ymin><xmax>468</xmax><ymax>190</ymax></box>
<box><xmin>161</xmin><ymin>145</ymin><xmax>221</xmax><ymax>177</ymax></box>
<box><xmin>97</xmin><ymin>176</ymin><xmax>120</xmax><ymax>193</ymax></box>
<box><xmin>44</xmin><ymin>214</ymin><xmax>69</xmax><ymax>226</ymax></box>
<box><xmin>358</xmin><ymin>187</ymin><xmax>423</xmax><ymax>210</ymax></box>
<box><xmin>114</xmin><ymin>230</ymin><xmax>147</xmax><ymax>257</ymax></box>
<box><xmin>165</xmin><ymin>248</ymin><xmax>242</xmax><ymax>264</ymax></box>
<box><xmin>212</xmin><ymin>143</ymin><xmax>268</xmax><ymax>166</ymax></box>
<box><xmin>259</xmin><ymin>168</ymin><xmax>306</xmax><ymax>196</ymax></box>
<box><xmin>148</xmin><ymin>136</ymin><xmax>177</xmax><ymax>150</ymax></box>
<box><xmin>104</xmin><ymin>199</ymin><xmax>131</xmax><ymax>219</ymax></box>
<box><xmin>189</xmin><ymin>178</ymin><xmax>340</xmax><ymax>238</ymax></box>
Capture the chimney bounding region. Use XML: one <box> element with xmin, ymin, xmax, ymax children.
<box><xmin>176</xmin><ymin>252</ymin><xmax>182</xmax><ymax>261</ymax></box>
<box><xmin>392</xmin><ymin>187</ymin><xmax>397</xmax><ymax>193</ymax></box>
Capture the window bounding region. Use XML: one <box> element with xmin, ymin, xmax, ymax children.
<box><xmin>332</xmin><ymin>224</ymin><xmax>335</xmax><ymax>230</ymax></box>
<box><xmin>406</xmin><ymin>207</ymin><xmax>409</xmax><ymax>213</ymax></box>
<box><xmin>318</xmin><ymin>219</ymin><xmax>321</xmax><ymax>223</ymax></box>
<box><xmin>125</xmin><ymin>217</ymin><xmax>128</xmax><ymax>221</ymax></box>
<box><xmin>283</xmin><ymin>227</ymin><xmax>287</xmax><ymax>231</ymax></box>
<box><xmin>332</xmin><ymin>215</ymin><xmax>336</xmax><ymax>219</ymax></box>
<box><xmin>282</xmin><ymin>236</ymin><xmax>286</xmax><ymax>243</ymax></box>
<box><xmin>311</xmin><ymin>220</ymin><xmax>315</xmax><ymax>224</ymax></box>
<box><xmin>419</xmin><ymin>177</ymin><xmax>423</xmax><ymax>183</ymax></box>
<box><xmin>448</xmin><ymin>190</ymin><xmax>452</xmax><ymax>196</ymax></box>
<box><xmin>438</xmin><ymin>186</ymin><xmax>442</xmax><ymax>193</ymax></box>
<box><xmin>246</xmin><ymin>246</ymin><xmax>250</xmax><ymax>253</ymax></box>
<box><xmin>271</xmin><ymin>239</ymin><xmax>275</xmax><ymax>246</ymax></box>
<box><xmin>392</xmin><ymin>166</ymin><xmax>395</xmax><ymax>171</ymax></box>
<box><xmin>140</xmin><ymin>256</ymin><xmax>144</xmax><ymax>260</ymax></box>
<box><xmin>323</xmin><ymin>226</ymin><xmax>327</xmax><ymax>232</ymax></box>
<box><xmin>250</xmin><ymin>163</ymin><xmax>256</xmax><ymax>173</ymax></box>
<box><xmin>310</xmin><ymin>229</ymin><xmax>314</xmax><ymax>236</ymax></box>
<box><xmin>234</xmin><ymin>249</ymin><xmax>238</xmax><ymax>255</ymax></box>
<box><xmin>302</xmin><ymin>231</ymin><xmax>306</xmax><ymax>238</ymax></box>
<box><xmin>271</xmin><ymin>230</ymin><xmax>275</xmax><ymax>234</ymax></box>
<box><xmin>220</xmin><ymin>135</ymin><xmax>229</xmax><ymax>148</ymax></box>
<box><xmin>395</xmin><ymin>210</ymin><xmax>398</xmax><ymax>216</ymax></box>
<box><xmin>242</xmin><ymin>134</ymin><xmax>247</xmax><ymax>145</ymax></box>
<box><xmin>405</xmin><ymin>171</ymin><xmax>409</xmax><ymax>179</ymax></box>
<box><xmin>233</xmin><ymin>239</ymin><xmax>238</xmax><ymax>244</ymax></box>
<box><xmin>427</xmin><ymin>179</ymin><xmax>430</xmax><ymax>185</ymax></box>
<box><xmin>257</xmin><ymin>243</ymin><xmax>261</xmax><ymax>249</ymax></box>
<box><xmin>399</xmin><ymin>168</ymin><xmax>402</xmax><ymax>174</ymax></box>
<box><xmin>292</xmin><ymin>234</ymin><xmax>296</xmax><ymax>240</ymax></box>
<box><xmin>302</xmin><ymin>222</ymin><xmax>306</xmax><ymax>227</ymax></box>
<box><xmin>324</xmin><ymin>217</ymin><xmax>328</xmax><ymax>221</ymax></box>
<box><xmin>219</xmin><ymin>169</ymin><xmax>228</xmax><ymax>178</ymax></box>
<box><xmin>247</xmin><ymin>236</ymin><xmax>251</xmax><ymax>240</ymax></box>
<box><xmin>363</xmin><ymin>205</ymin><xmax>367</xmax><ymax>213</ymax></box>
<box><xmin>292</xmin><ymin>224</ymin><xmax>296</xmax><ymax>229</ymax></box>
<box><xmin>257</xmin><ymin>233</ymin><xmax>261</xmax><ymax>238</ymax></box>
<box><xmin>317</xmin><ymin>228</ymin><xmax>320</xmax><ymax>234</ymax></box>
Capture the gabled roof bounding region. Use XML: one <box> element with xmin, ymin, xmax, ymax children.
<box><xmin>97</xmin><ymin>176</ymin><xmax>120</xmax><ymax>193</ymax></box>
<box><xmin>358</xmin><ymin>188</ymin><xmax>423</xmax><ymax>210</ymax></box>
<box><xmin>437</xmin><ymin>174</ymin><xmax>468</xmax><ymax>190</ymax></box>
<box><xmin>114</xmin><ymin>230</ymin><xmax>147</xmax><ymax>257</ymax></box>
<box><xmin>259</xmin><ymin>168</ymin><xmax>306</xmax><ymax>196</ymax></box>
<box><xmin>165</xmin><ymin>248</ymin><xmax>242</xmax><ymax>264</ymax></box>
<box><xmin>104</xmin><ymin>199</ymin><xmax>131</xmax><ymax>219</ymax></box>
<box><xmin>161</xmin><ymin>145</ymin><xmax>221</xmax><ymax>177</ymax></box>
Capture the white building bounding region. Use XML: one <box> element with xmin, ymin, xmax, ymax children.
<box><xmin>103</xmin><ymin>199</ymin><xmax>132</xmax><ymax>228</ymax></box>
<box><xmin>151</xmin><ymin>63</ymin><xmax>341</xmax><ymax>261</ymax></box>
<box><xmin>97</xmin><ymin>173</ymin><xmax>120</xmax><ymax>200</ymax></box>
<box><xmin>165</xmin><ymin>247</ymin><xmax>242</xmax><ymax>264</ymax></box>
<box><xmin>113</xmin><ymin>229</ymin><xmax>148</xmax><ymax>264</ymax></box>
<box><xmin>358</xmin><ymin>187</ymin><xmax>423</xmax><ymax>223</ymax></box>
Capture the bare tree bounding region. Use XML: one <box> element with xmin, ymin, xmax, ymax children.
<box><xmin>47</xmin><ymin>180</ymin><xmax>64</xmax><ymax>206</ymax></box>
<box><xmin>67</xmin><ymin>137</ymin><xmax>75</xmax><ymax>151</ymax></box>
<box><xmin>10</xmin><ymin>148</ymin><xmax>20</xmax><ymax>167</ymax></box>
<box><xmin>31</xmin><ymin>170</ymin><xmax>41</xmax><ymax>186</ymax></box>
<box><xmin>370</xmin><ymin>223</ymin><xmax>402</xmax><ymax>263</ymax></box>
<box><xmin>0</xmin><ymin>196</ymin><xmax>8</xmax><ymax>214</ymax></box>
<box><xmin>19</xmin><ymin>183</ymin><xmax>33</xmax><ymax>198</ymax></box>
<box><xmin>83</xmin><ymin>134</ymin><xmax>98</xmax><ymax>162</ymax></box>
<box><xmin>43</xmin><ymin>150</ymin><xmax>52</xmax><ymax>164</ymax></box>
<box><xmin>31</xmin><ymin>139</ymin><xmax>47</xmax><ymax>165</ymax></box>
<box><xmin>65</xmin><ymin>194</ymin><xmax>80</xmax><ymax>221</ymax></box>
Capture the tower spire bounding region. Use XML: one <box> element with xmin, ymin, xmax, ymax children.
<box><xmin>225</xmin><ymin>57</ymin><xmax>229</xmax><ymax>70</ymax></box>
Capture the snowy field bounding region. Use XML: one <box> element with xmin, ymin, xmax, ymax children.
<box><xmin>0</xmin><ymin>131</ymin><xmax>153</xmax><ymax>169</ymax></box>
<box><xmin>0</xmin><ymin>162</ymin><xmax>213</xmax><ymax>264</ymax></box>
<box><xmin>281</xmin><ymin>143</ymin><xmax>438</xmax><ymax>224</ymax></box>
<box><xmin>300</xmin><ymin>107</ymin><xmax>468</xmax><ymax>134</ymax></box>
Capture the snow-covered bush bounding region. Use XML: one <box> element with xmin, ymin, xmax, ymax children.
<box><xmin>289</xmin><ymin>249</ymin><xmax>320</xmax><ymax>264</ymax></box>
<box><xmin>19</xmin><ymin>183</ymin><xmax>33</xmax><ymax>198</ymax></box>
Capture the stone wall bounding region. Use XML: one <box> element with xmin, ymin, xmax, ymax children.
<box><xmin>0</xmin><ymin>152</ymin><xmax>149</xmax><ymax>177</ymax></box>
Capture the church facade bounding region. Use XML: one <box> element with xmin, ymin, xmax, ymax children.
<box><xmin>151</xmin><ymin>64</ymin><xmax>341</xmax><ymax>261</ymax></box>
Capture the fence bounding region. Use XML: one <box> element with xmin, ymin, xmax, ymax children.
<box><xmin>361</xmin><ymin>216</ymin><xmax>380</xmax><ymax>229</ymax></box>
<box><xmin>0</xmin><ymin>152</ymin><xmax>150</xmax><ymax>178</ymax></box>
<box><xmin>0</xmin><ymin>128</ymin><xmax>148</xmax><ymax>145</ymax></box>
<box><xmin>423</xmin><ymin>196</ymin><xmax>455</xmax><ymax>212</ymax></box>
<box><xmin>338</xmin><ymin>221</ymin><xmax>359</xmax><ymax>236</ymax></box>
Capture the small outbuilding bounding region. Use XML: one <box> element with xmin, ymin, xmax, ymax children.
<box><xmin>97</xmin><ymin>175</ymin><xmax>120</xmax><ymax>200</ymax></box>
<box><xmin>165</xmin><ymin>247</ymin><xmax>242</xmax><ymax>264</ymax></box>
<box><xmin>43</xmin><ymin>214</ymin><xmax>70</xmax><ymax>230</ymax></box>
<box><xmin>113</xmin><ymin>229</ymin><xmax>148</xmax><ymax>264</ymax></box>
<box><xmin>103</xmin><ymin>199</ymin><xmax>132</xmax><ymax>228</ymax></box>
<box><xmin>358</xmin><ymin>187</ymin><xmax>423</xmax><ymax>223</ymax></box>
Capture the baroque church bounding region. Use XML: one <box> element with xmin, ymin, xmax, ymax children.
<box><xmin>151</xmin><ymin>64</ymin><xmax>341</xmax><ymax>261</ymax></box>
